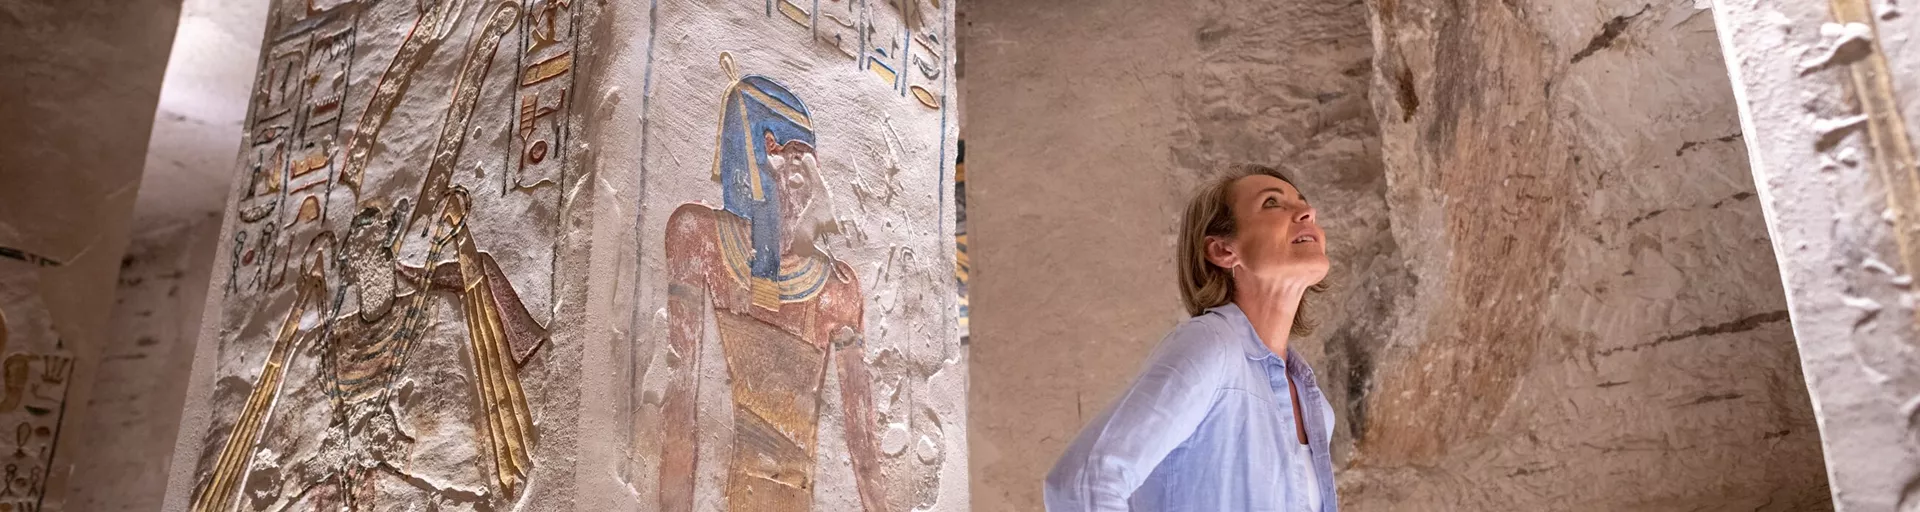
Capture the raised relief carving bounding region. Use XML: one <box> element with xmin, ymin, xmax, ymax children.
<box><xmin>191</xmin><ymin>1</ymin><xmax>567</xmax><ymax>509</ymax></box>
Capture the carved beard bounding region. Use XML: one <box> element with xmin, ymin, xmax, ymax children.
<box><xmin>769</xmin><ymin>146</ymin><xmax>838</xmax><ymax>262</ymax></box>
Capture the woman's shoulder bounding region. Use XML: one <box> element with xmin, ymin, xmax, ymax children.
<box><xmin>1151</xmin><ymin>311</ymin><xmax>1250</xmax><ymax>368</ymax></box>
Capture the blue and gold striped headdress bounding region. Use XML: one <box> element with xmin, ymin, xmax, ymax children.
<box><xmin>711</xmin><ymin>55</ymin><xmax>822</xmax><ymax>309</ymax></box>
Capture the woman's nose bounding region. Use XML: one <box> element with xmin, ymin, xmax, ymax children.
<box><xmin>1293</xmin><ymin>206</ymin><xmax>1317</xmax><ymax>224</ymax></box>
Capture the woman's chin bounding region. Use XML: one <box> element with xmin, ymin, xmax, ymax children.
<box><xmin>1297</xmin><ymin>259</ymin><xmax>1332</xmax><ymax>284</ymax></box>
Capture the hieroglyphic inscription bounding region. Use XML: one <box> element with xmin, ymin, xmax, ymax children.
<box><xmin>227</xmin><ymin>11</ymin><xmax>357</xmax><ymax>297</ymax></box>
<box><xmin>0</xmin><ymin>272</ymin><xmax>74</xmax><ymax>512</ymax></box>
<box><xmin>409</xmin><ymin>2</ymin><xmax>520</xmax><ymax>229</ymax></box>
<box><xmin>760</xmin><ymin>0</ymin><xmax>946</xmax><ymax>110</ymax></box>
<box><xmin>193</xmin><ymin>0</ymin><xmax>565</xmax><ymax>509</ymax></box>
<box><xmin>0</xmin><ymin>353</ymin><xmax>73</xmax><ymax>512</ymax></box>
<box><xmin>863</xmin><ymin>1</ymin><xmax>906</xmax><ymax>89</ymax></box>
<box><xmin>511</xmin><ymin>0</ymin><xmax>577</xmax><ymax>190</ymax></box>
<box><xmin>816</xmin><ymin>0</ymin><xmax>860</xmax><ymax>59</ymax></box>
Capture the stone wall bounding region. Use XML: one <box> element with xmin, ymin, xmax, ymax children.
<box><xmin>966</xmin><ymin>0</ymin><xmax>1830</xmax><ymax>509</ymax></box>
<box><xmin>69</xmin><ymin>219</ymin><xmax>221</xmax><ymax>511</ymax></box>
<box><xmin>965</xmin><ymin>0</ymin><xmax>1394</xmax><ymax>508</ymax></box>
<box><xmin>163</xmin><ymin>0</ymin><xmax>599</xmax><ymax>508</ymax></box>
<box><xmin>1713</xmin><ymin>0</ymin><xmax>1920</xmax><ymax>508</ymax></box>
<box><xmin>611</xmin><ymin>1</ymin><xmax>964</xmax><ymax>511</ymax></box>
<box><xmin>0</xmin><ymin>0</ymin><xmax>183</xmax><ymax>510</ymax></box>
<box><xmin>1347</xmin><ymin>0</ymin><xmax>1828</xmax><ymax>508</ymax></box>
<box><xmin>64</xmin><ymin>0</ymin><xmax>264</xmax><ymax>507</ymax></box>
<box><xmin>160</xmin><ymin>0</ymin><xmax>961</xmax><ymax>510</ymax></box>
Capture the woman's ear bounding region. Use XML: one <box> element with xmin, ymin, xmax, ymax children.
<box><xmin>1204</xmin><ymin>235</ymin><xmax>1238</xmax><ymax>270</ymax></box>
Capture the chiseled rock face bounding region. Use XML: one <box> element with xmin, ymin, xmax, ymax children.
<box><xmin>967</xmin><ymin>0</ymin><xmax>1828</xmax><ymax>509</ymax></box>
<box><xmin>1164</xmin><ymin>0</ymin><xmax>1399</xmax><ymax>471</ymax></box>
<box><xmin>965</xmin><ymin>0</ymin><xmax>1399</xmax><ymax>508</ymax></box>
<box><xmin>1349</xmin><ymin>0</ymin><xmax>1829</xmax><ymax>509</ymax></box>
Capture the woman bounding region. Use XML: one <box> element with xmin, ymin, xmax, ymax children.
<box><xmin>1044</xmin><ymin>164</ymin><xmax>1337</xmax><ymax>511</ymax></box>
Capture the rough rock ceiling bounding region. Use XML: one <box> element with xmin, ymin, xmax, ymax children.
<box><xmin>1346</xmin><ymin>0</ymin><xmax>1828</xmax><ymax>509</ymax></box>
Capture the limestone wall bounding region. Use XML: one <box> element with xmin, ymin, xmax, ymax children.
<box><xmin>1713</xmin><ymin>0</ymin><xmax>1920</xmax><ymax>508</ymax></box>
<box><xmin>966</xmin><ymin>0</ymin><xmax>1829</xmax><ymax>509</ymax></box>
<box><xmin>1347</xmin><ymin>0</ymin><xmax>1827</xmax><ymax>508</ymax></box>
<box><xmin>163</xmin><ymin>0</ymin><xmax>599</xmax><ymax>508</ymax></box>
<box><xmin>64</xmin><ymin>0</ymin><xmax>264</xmax><ymax>507</ymax></box>
<box><xmin>0</xmin><ymin>0</ymin><xmax>183</xmax><ymax>510</ymax></box>
<box><xmin>160</xmin><ymin>0</ymin><xmax>960</xmax><ymax>510</ymax></box>
<box><xmin>69</xmin><ymin>219</ymin><xmax>222</xmax><ymax>511</ymax></box>
<box><xmin>610</xmin><ymin>1</ymin><xmax>964</xmax><ymax>511</ymax></box>
<box><xmin>965</xmin><ymin>0</ymin><xmax>1394</xmax><ymax>508</ymax></box>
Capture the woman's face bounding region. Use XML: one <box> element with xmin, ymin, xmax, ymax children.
<box><xmin>1215</xmin><ymin>174</ymin><xmax>1329</xmax><ymax>283</ymax></box>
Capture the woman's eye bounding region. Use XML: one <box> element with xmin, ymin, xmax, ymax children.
<box><xmin>1263</xmin><ymin>198</ymin><xmax>1279</xmax><ymax>208</ymax></box>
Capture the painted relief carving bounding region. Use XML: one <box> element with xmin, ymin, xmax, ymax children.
<box><xmin>0</xmin><ymin>269</ymin><xmax>76</xmax><ymax>512</ymax></box>
<box><xmin>815</xmin><ymin>1</ymin><xmax>861</xmax><ymax>59</ymax></box>
<box><xmin>779</xmin><ymin>0</ymin><xmax>942</xmax><ymax>104</ymax></box>
<box><xmin>953</xmin><ymin>144</ymin><xmax>967</xmax><ymax>341</ymax></box>
<box><xmin>657</xmin><ymin>60</ymin><xmax>893</xmax><ymax>512</ymax></box>
<box><xmin>191</xmin><ymin>0</ymin><xmax>578</xmax><ymax>509</ymax></box>
<box><xmin>513</xmin><ymin>0</ymin><xmax>574</xmax><ymax>191</ymax></box>
<box><xmin>631</xmin><ymin>0</ymin><xmax>955</xmax><ymax>509</ymax></box>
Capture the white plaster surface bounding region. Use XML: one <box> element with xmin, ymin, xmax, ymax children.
<box><xmin>163</xmin><ymin>0</ymin><xmax>597</xmax><ymax>508</ymax></box>
<box><xmin>613</xmin><ymin>1</ymin><xmax>964</xmax><ymax>511</ymax></box>
<box><xmin>1713</xmin><ymin>0</ymin><xmax>1920</xmax><ymax>509</ymax></box>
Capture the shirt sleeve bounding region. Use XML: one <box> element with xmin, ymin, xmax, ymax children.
<box><xmin>1042</xmin><ymin>320</ymin><xmax>1236</xmax><ymax>511</ymax></box>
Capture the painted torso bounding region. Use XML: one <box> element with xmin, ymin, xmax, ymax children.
<box><xmin>703</xmin><ymin>212</ymin><xmax>862</xmax><ymax>510</ymax></box>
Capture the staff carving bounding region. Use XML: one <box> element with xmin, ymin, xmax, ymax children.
<box><xmin>191</xmin><ymin>1</ymin><xmax>553</xmax><ymax>509</ymax></box>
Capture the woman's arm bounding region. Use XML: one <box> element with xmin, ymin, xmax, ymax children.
<box><xmin>1042</xmin><ymin>322</ymin><xmax>1234</xmax><ymax>511</ymax></box>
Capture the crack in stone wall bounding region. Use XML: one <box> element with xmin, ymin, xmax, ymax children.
<box><xmin>1345</xmin><ymin>0</ymin><xmax>1830</xmax><ymax>508</ymax></box>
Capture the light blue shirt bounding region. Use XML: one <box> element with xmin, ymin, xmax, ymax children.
<box><xmin>1044</xmin><ymin>303</ymin><xmax>1338</xmax><ymax>511</ymax></box>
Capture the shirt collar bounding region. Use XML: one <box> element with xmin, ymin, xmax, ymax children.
<box><xmin>1207</xmin><ymin>302</ymin><xmax>1313</xmax><ymax>372</ymax></box>
<box><xmin>1208</xmin><ymin>302</ymin><xmax>1281</xmax><ymax>361</ymax></box>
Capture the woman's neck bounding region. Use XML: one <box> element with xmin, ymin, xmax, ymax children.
<box><xmin>1234</xmin><ymin>282</ymin><xmax>1308</xmax><ymax>359</ymax></box>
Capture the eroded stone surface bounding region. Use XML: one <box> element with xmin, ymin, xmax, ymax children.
<box><xmin>69</xmin><ymin>219</ymin><xmax>221</xmax><ymax>512</ymax></box>
<box><xmin>1347</xmin><ymin>0</ymin><xmax>1828</xmax><ymax>509</ymax></box>
<box><xmin>1713</xmin><ymin>0</ymin><xmax>1920</xmax><ymax>509</ymax></box>
<box><xmin>967</xmin><ymin>0</ymin><xmax>1399</xmax><ymax>508</ymax></box>
<box><xmin>969</xmin><ymin>0</ymin><xmax>1830</xmax><ymax>510</ymax></box>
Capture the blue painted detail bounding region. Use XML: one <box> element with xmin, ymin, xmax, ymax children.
<box><xmin>716</xmin><ymin>75</ymin><xmax>815</xmax><ymax>283</ymax></box>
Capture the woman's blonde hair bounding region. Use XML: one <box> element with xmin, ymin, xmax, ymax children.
<box><xmin>1177</xmin><ymin>164</ymin><xmax>1328</xmax><ymax>336</ymax></box>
